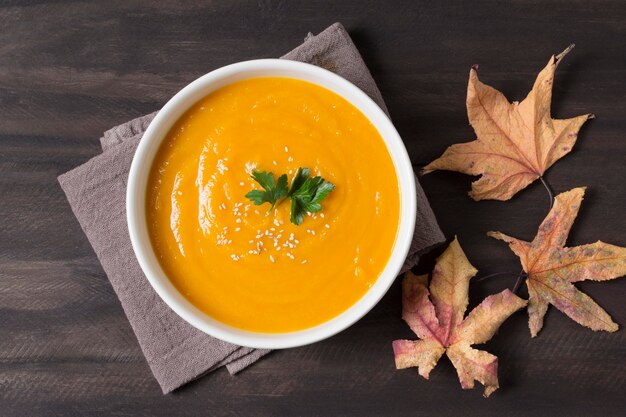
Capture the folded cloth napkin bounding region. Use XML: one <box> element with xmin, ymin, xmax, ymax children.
<box><xmin>58</xmin><ymin>22</ymin><xmax>445</xmax><ymax>394</ymax></box>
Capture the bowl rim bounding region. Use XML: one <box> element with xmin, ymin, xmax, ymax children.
<box><xmin>127</xmin><ymin>59</ymin><xmax>416</xmax><ymax>349</ymax></box>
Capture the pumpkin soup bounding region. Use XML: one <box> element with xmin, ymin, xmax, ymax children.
<box><xmin>147</xmin><ymin>77</ymin><xmax>400</xmax><ymax>333</ymax></box>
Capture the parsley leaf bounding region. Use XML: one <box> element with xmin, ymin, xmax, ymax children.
<box><xmin>290</xmin><ymin>175</ymin><xmax>335</xmax><ymax>225</ymax></box>
<box><xmin>288</xmin><ymin>167</ymin><xmax>310</xmax><ymax>196</ymax></box>
<box><xmin>245</xmin><ymin>166</ymin><xmax>334</xmax><ymax>225</ymax></box>
<box><xmin>245</xmin><ymin>170</ymin><xmax>288</xmax><ymax>213</ymax></box>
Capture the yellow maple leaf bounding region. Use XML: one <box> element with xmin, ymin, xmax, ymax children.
<box><xmin>489</xmin><ymin>187</ymin><xmax>626</xmax><ymax>337</ymax></box>
<box><xmin>393</xmin><ymin>237</ymin><xmax>526</xmax><ymax>397</ymax></box>
<box><xmin>422</xmin><ymin>45</ymin><xmax>593</xmax><ymax>201</ymax></box>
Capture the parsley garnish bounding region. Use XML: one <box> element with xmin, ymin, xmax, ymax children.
<box><xmin>288</xmin><ymin>167</ymin><xmax>335</xmax><ymax>225</ymax></box>
<box><xmin>244</xmin><ymin>171</ymin><xmax>288</xmax><ymax>213</ymax></box>
<box><xmin>245</xmin><ymin>167</ymin><xmax>335</xmax><ymax>225</ymax></box>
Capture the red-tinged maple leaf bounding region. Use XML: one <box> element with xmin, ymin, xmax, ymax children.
<box><xmin>422</xmin><ymin>45</ymin><xmax>593</xmax><ymax>201</ymax></box>
<box><xmin>489</xmin><ymin>187</ymin><xmax>626</xmax><ymax>336</ymax></box>
<box><xmin>393</xmin><ymin>237</ymin><xmax>527</xmax><ymax>397</ymax></box>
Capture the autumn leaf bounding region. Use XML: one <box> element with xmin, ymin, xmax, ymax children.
<box><xmin>489</xmin><ymin>187</ymin><xmax>626</xmax><ymax>337</ymax></box>
<box><xmin>422</xmin><ymin>45</ymin><xmax>593</xmax><ymax>201</ymax></box>
<box><xmin>392</xmin><ymin>237</ymin><xmax>526</xmax><ymax>397</ymax></box>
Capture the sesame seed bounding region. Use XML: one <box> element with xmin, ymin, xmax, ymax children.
<box><xmin>235</xmin><ymin>227</ymin><xmax>241</xmax><ymax>232</ymax></box>
<box><xmin>269</xmin><ymin>255</ymin><xmax>275</xmax><ymax>263</ymax></box>
<box><xmin>236</xmin><ymin>218</ymin><xmax>242</xmax><ymax>223</ymax></box>
<box><xmin>320</xmin><ymin>213</ymin><xmax>325</xmax><ymax>218</ymax></box>
<box><xmin>245</xmin><ymin>162</ymin><xmax>257</xmax><ymax>174</ymax></box>
<box><xmin>325</xmin><ymin>224</ymin><xmax>330</xmax><ymax>229</ymax></box>
<box><xmin>284</xmin><ymin>146</ymin><xmax>289</xmax><ymax>153</ymax></box>
<box><xmin>288</xmin><ymin>156</ymin><xmax>293</xmax><ymax>162</ymax></box>
<box><xmin>230</xmin><ymin>254</ymin><xmax>239</xmax><ymax>261</ymax></box>
<box><xmin>286</xmin><ymin>253</ymin><xmax>295</xmax><ymax>259</ymax></box>
<box><xmin>301</xmin><ymin>260</ymin><xmax>307</xmax><ymax>264</ymax></box>
<box><xmin>240</xmin><ymin>182</ymin><xmax>245</xmax><ymax>186</ymax></box>
<box><xmin>294</xmin><ymin>239</ymin><xmax>299</xmax><ymax>244</ymax></box>
<box><xmin>272</xmin><ymin>160</ymin><xmax>277</xmax><ymax>166</ymax></box>
<box><xmin>249</xmin><ymin>240</ymin><xmax>254</xmax><ymax>244</ymax></box>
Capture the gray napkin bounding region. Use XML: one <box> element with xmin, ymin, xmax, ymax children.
<box><xmin>58</xmin><ymin>22</ymin><xmax>444</xmax><ymax>394</ymax></box>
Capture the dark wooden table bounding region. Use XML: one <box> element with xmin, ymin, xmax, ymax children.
<box><xmin>2</xmin><ymin>1</ymin><xmax>625</xmax><ymax>415</ymax></box>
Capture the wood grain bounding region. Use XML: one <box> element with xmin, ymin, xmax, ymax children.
<box><xmin>1</xmin><ymin>0</ymin><xmax>624</xmax><ymax>415</ymax></box>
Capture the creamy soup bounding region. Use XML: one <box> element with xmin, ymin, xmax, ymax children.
<box><xmin>147</xmin><ymin>77</ymin><xmax>400</xmax><ymax>333</ymax></box>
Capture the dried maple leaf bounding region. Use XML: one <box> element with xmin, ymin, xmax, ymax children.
<box><xmin>422</xmin><ymin>45</ymin><xmax>593</xmax><ymax>201</ymax></box>
<box><xmin>489</xmin><ymin>187</ymin><xmax>626</xmax><ymax>337</ymax></box>
<box><xmin>392</xmin><ymin>237</ymin><xmax>526</xmax><ymax>397</ymax></box>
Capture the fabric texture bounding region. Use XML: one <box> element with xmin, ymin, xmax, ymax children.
<box><xmin>58</xmin><ymin>22</ymin><xmax>445</xmax><ymax>394</ymax></box>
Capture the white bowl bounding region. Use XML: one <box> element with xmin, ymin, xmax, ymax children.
<box><xmin>127</xmin><ymin>59</ymin><xmax>416</xmax><ymax>349</ymax></box>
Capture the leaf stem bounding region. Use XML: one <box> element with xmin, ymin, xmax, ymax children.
<box><xmin>539</xmin><ymin>176</ymin><xmax>554</xmax><ymax>208</ymax></box>
<box><xmin>512</xmin><ymin>269</ymin><xmax>526</xmax><ymax>294</ymax></box>
<box><xmin>275</xmin><ymin>196</ymin><xmax>288</xmax><ymax>208</ymax></box>
<box><xmin>475</xmin><ymin>271</ymin><xmax>519</xmax><ymax>282</ymax></box>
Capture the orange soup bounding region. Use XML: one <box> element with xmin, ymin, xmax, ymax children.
<box><xmin>147</xmin><ymin>77</ymin><xmax>400</xmax><ymax>333</ymax></box>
